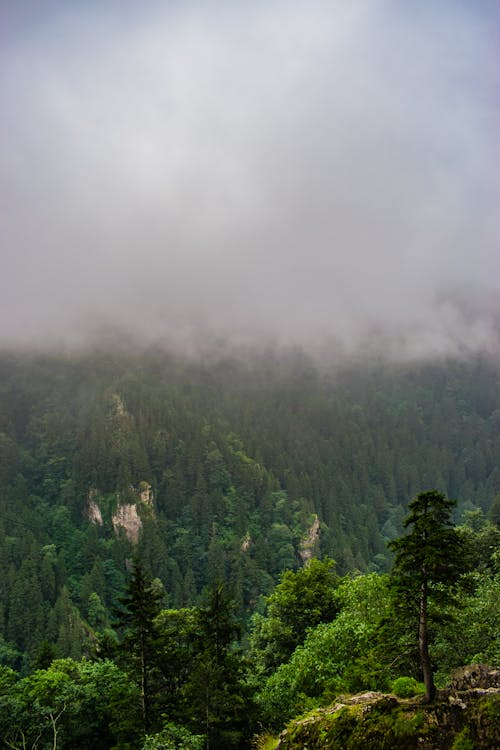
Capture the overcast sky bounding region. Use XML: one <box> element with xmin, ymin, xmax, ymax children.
<box><xmin>1</xmin><ymin>0</ymin><xmax>498</xmax><ymax>358</ymax></box>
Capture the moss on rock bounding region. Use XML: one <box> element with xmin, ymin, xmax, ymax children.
<box><xmin>276</xmin><ymin>686</ymin><xmax>500</xmax><ymax>749</ymax></box>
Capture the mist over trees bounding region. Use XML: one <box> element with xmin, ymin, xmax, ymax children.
<box><xmin>0</xmin><ymin>348</ymin><xmax>498</xmax><ymax>649</ymax></box>
<box><xmin>0</xmin><ymin>348</ymin><xmax>498</xmax><ymax>746</ymax></box>
<box><xmin>0</xmin><ymin>1</ymin><xmax>498</xmax><ymax>746</ymax></box>
<box><xmin>0</xmin><ymin>1</ymin><xmax>498</xmax><ymax>355</ymax></box>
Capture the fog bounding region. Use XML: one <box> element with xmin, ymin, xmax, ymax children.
<box><xmin>1</xmin><ymin>0</ymin><xmax>498</xmax><ymax>360</ymax></box>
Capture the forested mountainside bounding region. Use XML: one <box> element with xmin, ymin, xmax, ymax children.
<box><xmin>0</xmin><ymin>348</ymin><xmax>499</xmax><ymax>748</ymax></box>
<box><xmin>0</xmin><ymin>349</ymin><xmax>498</xmax><ymax>663</ymax></box>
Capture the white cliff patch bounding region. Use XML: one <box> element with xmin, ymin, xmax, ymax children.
<box><xmin>88</xmin><ymin>499</ymin><xmax>103</xmax><ymax>526</ymax></box>
<box><xmin>112</xmin><ymin>481</ymin><xmax>155</xmax><ymax>543</ymax></box>
<box><xmin>87</xmin><ymin>488</ymin><xmax>103</xmax><ymax>525</ymax></box>
<box><xmin>110</xmin><ymin>392</ymin><xmax>127</xmax><ymax>418</ymax></box>
<box><xmin>299</xmin><ymin>513</ymin><xmax>321</xmax><ymax>564</ymax></box>
<box><xmin>112</xmin><ymin>503</ymin><xmax>142</xmax><ymax>544</ymax></box>
<box><xmin>241</xmin><ymin>532</ymin><xmax>251</xmax><ymax>552</ymax></box>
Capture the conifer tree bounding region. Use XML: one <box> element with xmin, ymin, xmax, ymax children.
<box><xmin>185</xmin><ymin>584</ymin><xmax>250</xmax><ymax>749</ymax></box>
<box><xmin>388</xmin><ymin>490</ymin><xmax>467</xmax><ymax>702</ymax></box>
<box><xmin>115</xmin><ymin>558</ymin><xmax>163</xmax><ymax>733</ymax></box>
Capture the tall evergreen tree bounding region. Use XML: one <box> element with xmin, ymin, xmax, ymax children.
<box><xmin>185</xmin><ymin>585</ymin><xmax>250</xmax><ymax>749</ymax></box>
<box><xmin>388</xmin><ymin>490</ymin><xmax>467</xmax><ymax>702</ymax></box>
<box><xmin>115</xmin><ymin>558</ymin><xmax>162</xmax><ymax>733</ymax></box>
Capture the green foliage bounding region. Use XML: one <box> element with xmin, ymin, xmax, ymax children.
<box><xmin>0</xmin><ymin>639</ymin><xmax>21</xmax><ymax>670</ymax></box>
<box><xmin>451</xmin><ymin>727</ymin><xmax>474</xmax><ymax>750</ymax></box>
<box><xmin>250</xmin><ymin>558</ymin><xmax>339</xmax><ymax>675</ymax></box>
<box><xmin>267</xmin><ymin>558</ymin><xmax>339</xmax><ymax>640</ymax></box>
<box><xmin>153</xmin><ymin>607</ymin><xmax>200</xmax><ymax>721</ymax></box>
<box><xmin>278</xmin><ymin>700</ymin><xmax>435</xmax><ymax>750</ymax></box>
<box><xmin>257</xmin><ymin>573</ymin><xmax>391</xmax><ymax>727</ymax></box>
<box><xmin>389</xmin><ymin>491</ymin><xmax>466</xmax><ymax>609</ymax></box>
<box><xmin>431</xmin><ymin>523</ymin><xmax>500</xmax><ymax>683</ymax></box>
<box><xmin>388</xmin><ymin>490</ymin><xmax>468</xmax><ymax>701</ymax></box>
<box><xmin>252</xmin><ymin>733</ymin><xmax>279</xmax><ymax>750</ymax></box>
<box><xmin>0</xmin><ymin>658</ymin><xmax>140</xmax><ymax>750</ymax></box>
<box><xmin>0</xmin><ymin>665</ymin><xmax>17</xmax><ymax>694</ymax></box>
<box><xmin>391</xmin><ymin>677</ymin><xmax>425</xmax><ymax>698</ymax></box>
<box><xmin>0</xmin><ymin>350</ymin><xmax>499</xmax><ymax>665</ymax></box>
<box><xmin>115</xmin><ymin>558</ymin><xmax>163</xmax><ymax>733</ymax></box>
<box><xmin>181</xmin><ymin>585</ymin><xmax>252</xmax><ymax>749</ymax></box>
<box><xmin>0</xmin><ymin>351</ymin><xmax>499</xmax><ymax>745</ymax></box>
<box><xmin>142</xmin><ymin>723</ymin><xmax>205</xmax><ymax>749</ymax></box>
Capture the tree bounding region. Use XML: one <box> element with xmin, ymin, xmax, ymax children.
<box><xmin>489</xmin><ymin>493</ymin><xmax>500</xmax><ymax>528</ymax></box>
<box><xmin>388</xmin><ymin>490</ymin><xmax>467</xmax><ymax>702</ymax></box>
<box><xmin>154</xmin><ymin>607</ymin><xmax>200</xmax><ymax>723</ymax></box>
<box><xmin>143</xmin><ymin>723</ymin><xmax>205</xmax><ymax>750</ymax></box>
<box><xmin>258</xmin><ymin>573</ymin><xmax>391</xmax><ymax>728</ymax></box>
<box><xmin>250</xmin><ymin>557</ymin><xmax>340</xmax><ymax>674</ymax></box>
<box><xmin>183</xmin><ymin>585</ymin><xmax>250</xmax><ymax>749</ymax></box>
<box><xmin>115</xmin><ymin>558</ymin><xmax>163</xmax><ymax>733</ymax></box>
<box><xmin>0</xmin><ymin>659</ymin><xmax>140</xmax><ymax>750</ymax></box>
<box><xmin>1</xmin><ymin>665</ymin><xmax>71</xmax><ymax>750</ymax></box>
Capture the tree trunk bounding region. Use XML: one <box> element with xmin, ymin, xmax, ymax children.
<box><xmin>419</xmin><ymin>578</ymin><xmax>435</xmax><ymax>702</ymax></box>
<box><xmin>140</xmin><ymin>631</ymin><xmax>148</xmax><ymax>732</ymax></box>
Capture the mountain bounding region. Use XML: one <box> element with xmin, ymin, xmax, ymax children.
<box><xmin>0</xmin><ymin>348</ymin><xmax>498</xmax><ymax>665</ymax></box>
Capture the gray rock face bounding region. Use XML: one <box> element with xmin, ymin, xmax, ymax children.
<box><xmin>449</xmin><ymin>664</ymin><xmax>500</xmax><ymax>692</ymax></box>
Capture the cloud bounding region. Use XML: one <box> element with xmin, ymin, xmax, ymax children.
<box><xmin>1</xmin><ymin>0</ymin><xmax>498</xmax><ymax>357</ymax></box>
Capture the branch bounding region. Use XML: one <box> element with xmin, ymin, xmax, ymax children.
<box><xmin>388</xmin><ymin>646</ymin><xmax>417</xmax><ymax>670</ymax></box>
<box><xmin>4</xmin><ymin>727</ymin><xmax>43</xmax><ymax>750</ymax></box>
<box><xmin>49</xmin><ymin>703</ymin><xmax>67</xmax><ymax>750</ymax></box>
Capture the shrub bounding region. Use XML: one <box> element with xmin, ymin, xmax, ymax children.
<box><xmin>391</xmin><ymin>676</ymin><xmax>425</xmax><ymax>698</ymax></box>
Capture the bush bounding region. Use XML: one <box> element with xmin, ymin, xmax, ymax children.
<box><xmin>391</xmin><ymin>676</ymin><xmax>425</xmax><ymax>698</ymax></box>
<box><xmin>143</xmin><ymin>724</ymin><xmax>205</xmax><ymax>749</ymax></box>
<box><xmin>252</xmin><ymin>734</ymin><xmax>279</xmax><ymax>750</ymax></box>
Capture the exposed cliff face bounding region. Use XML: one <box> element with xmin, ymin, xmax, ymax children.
<box><xmin>87</xmin><ymin>499</ymin><xmax>103</xmax><ymax>526</ymax></box>
<box><xmin>112</xmin><ymin>482</ymin><xmax>155</xmax><ymax>543</ymax></box>
<box><xmin>110</xmin><ymin>392</ymin><xmax>127</xmax><ymax>418</ymax></box>
<box><xmin>112</xmin><ymin>502</ymin><xmax>142</xmax><ymax>544</ymax></box>
<box><xmin>299</xmin><ymin>514</ymin><xmax>320</xmax><ymax>564</ymax></box>
<box><xmin>86</xmin><ymin>488</ymin><xmax>103</xmax><ymax>525</ymax></box>
<box><xmin>86</xmin><ymin>482</ymin><xmax>155</xmax><ymax>543</ymax></box>
<box><xmin>276</xmin><ymin>666</ymin><xmax>500</xmax><ymax>750</ymax></box>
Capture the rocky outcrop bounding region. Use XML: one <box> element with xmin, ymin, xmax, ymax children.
<box><xmin>86</xmin><ymin>481</ymin><xmax>154</xmax><ymax>542</ymax></box>
<box><xmin>299</xmin><ymin>514</ymin><xmax>320</xmax><ymax>564</ymax></box>
<box><xmin>112</xmin><ymin>503</ymin><xmax>142</xmax><ymax>544</ymax></box>
<box><xmin>276</xmin><ymin>666</ymin><xmax>500</xmax><ymax>749</ymax></box>
<box><xmin>138</xmin><ymin>481</ymin><xmax>153</xmax><ymax>506</ymax></box>
<box><xmin>449</xmin><ymin>664</ymin><xmax>500</xmax><ymax>691</ymax></box>
<box><xmin>87</xmin><ymin>499</ymin><xmax>103</xmax><ymax>526</ymax></box>
<box><xmin>110</xmin><ymin>392</ymin><xmax>127</xmax><ymax>418</ymax></box>
<box><xmin>112</xmin><ymin>482</ymin><xmax>155</xmax><ymax>543</ymax></box>
<box><xmin>86</xmin><ymin>488</ymin><xmax>103</xmax><ymax>525</ymax></box>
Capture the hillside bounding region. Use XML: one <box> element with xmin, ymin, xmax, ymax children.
<box><xmin>0</xmin><ymin>348</ymin><xmax>499</xmax><ymax>747</ymax></box>
<box><xmin>0</xmin><ymin>349</ymin><xmax>498</xmax><ymax>666</ymax></box>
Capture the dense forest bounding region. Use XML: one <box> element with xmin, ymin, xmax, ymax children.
<box><xmin>0</xmin><ymin>348</ymin><xmax>499</xmax><ymax>748</ymax></box>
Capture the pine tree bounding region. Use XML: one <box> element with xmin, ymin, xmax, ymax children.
<box><xmin>115</xmin><ymin>558</ymin><xmax>163</xmax><ymax>733</ymax></box>
<box><xmin>185</xmin><ymin>585</ymin><xmax>250</xmax><ymax>748</ymax></box>
<box><xmin>388</xmin><ymin>490</ymin><xmax>467</xmax><ymax>701</ymax></box>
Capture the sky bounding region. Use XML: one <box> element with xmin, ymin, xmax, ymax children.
<box><xmin>1</xmin><ymin>0</ymin><xmax>499</xmax><ymax>359</ymax></box>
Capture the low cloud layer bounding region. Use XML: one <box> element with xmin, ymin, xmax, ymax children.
<box><xmin>1</xmin><ymin>0</ymin><xmax>498</xmax><ymax>358</ymax></box>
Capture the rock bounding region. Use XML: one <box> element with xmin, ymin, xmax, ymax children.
<box><xmin>276</xmin><ymin>669</ymin><xmax>500</xmax><ymax>749</ymax></box>
<box><xmin>449</xmin><ymin>664</ymin><xmax>500</xmax><ymax>691</ymax></box>
<box><xmin>112</xmin><ymin>503</ymin><xmax>142</xmax><ymax>544</ymax></box>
